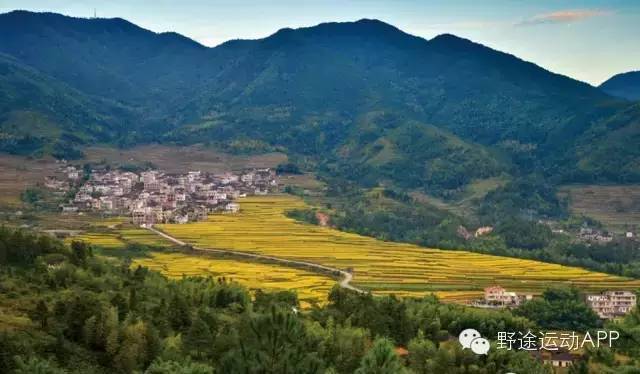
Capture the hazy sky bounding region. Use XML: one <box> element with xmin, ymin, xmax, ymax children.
<box><xmin>1</xmin><ymin>0</ymin><xmax>638</xmax><ymax>85</ymax></box>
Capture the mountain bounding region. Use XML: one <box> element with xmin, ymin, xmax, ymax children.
<box><xmin>600</xmin><ymin>71</ymin><xmax>640</xmax><ymax>100</ymax></box>
<box><xmin>0</xmin><ymin>10</ymin><xmax>212</xmax><ymax>120</ymax></box>
<box><xmin>0</xmin><ymin>11</ymin><xmax>638</xmax><ymax>190</ymax></box>
<box><xmin>0</xmin><ymin>53</ymin><xmax>135</xmax><ymax>157</ymax></box>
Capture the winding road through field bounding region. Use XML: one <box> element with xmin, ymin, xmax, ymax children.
<box><xmin>145</xmin><ymin>226</ymin><xmax>365</xmax><ymax>294</ymax></box>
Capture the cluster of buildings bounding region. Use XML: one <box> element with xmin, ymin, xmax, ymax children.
<box><xmin>475</xmin><ymin>286</ymin><xmax>534</xmax><ymax>308</ymax></box>
<box><xmin>476</xmin><ymin>286</ymin><xmax>637</xmax><ymax>320</ymax></box>
<box><xmin>577</xmin><ymin>227</ymin><xmax>614</xmax><ymax>243</ymax></box>
<box><xmin>47</xmin><ymin>164</ymin><xmax>277</xmax><ymax>225</ymax></box>
<box><xmin>586</xmin><ymin>290</ymin><xmax>637</xmax><ymax>320</ymax></box>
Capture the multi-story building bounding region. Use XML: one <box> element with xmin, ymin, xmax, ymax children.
<box><xmin>483</xmin><ymin>286</ymin><xmax>533</xmax><ymax>307</ymax></box>
<box><xmin>484</xmin><ymin>286</ymin><xmax>520</xmax><ymax>307</ymax></box>
<box><xmin>586</xmin><ymin>291</ymin><xmax>637</xmax><ymax>319</ymax></box>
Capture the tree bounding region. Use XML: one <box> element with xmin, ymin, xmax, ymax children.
<box><xmin>13</xmin><ymin>356</ymin><xmax>66</xmax><ymax>374</ymax></box>
<box><xmin>322</xmin><ymin>320</ymin><xmax>368</xmax><ymax>374</ymax></box>
<box><xmin>33</xmin><ymin>300</ymin><xmax>50</xmax><ymax>329</ymax></box>
<box><xmin>220</xmin><ymin>306</ymin><xmax>322</xmax><ymax>374</ymax></box>
<box><xmin>407</xmin><ymin>331</ymin><xmax>436</xmax><ymax>374</ymax></box>
<box><xmin>515</xmin><ymin>286</ymin><xmax>600</xmax><ymax>330</ymax></box>
<box><xmin>113</xmin><ymin>321</ymin><xmax>160</xmax><ymax>373</ymax></box>
<box><xmin>168</xmin><ymin>294</ymin><xmax>191</xmax><ymax>331</ymax></box>
<box><xmin>355</xmin><ymin>337</ymin><xmax>408</xmax><ymax>374</ymax></box>
<box><xmin>496</xmin><ymin>219</ymin><xmax>552</xmax><ymax>250</ymax></box>
<box><xmin>184</xmin><ymin>314</ymin><xmax>215</xmax><ymax>358</ymax></box>
<box><xmin>70</xmin><ymin>241</ymin><xmax>92</xmax><ymax>267</ymax></box>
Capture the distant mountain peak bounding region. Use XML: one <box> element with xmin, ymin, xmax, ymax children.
<box><xmin>600</xmin><ymin>71</ymin><xmax>640</xmax><ymax>100</ymax></box>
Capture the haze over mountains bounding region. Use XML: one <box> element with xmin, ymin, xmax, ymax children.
<box><xmin>1</xmin><ymin>10</ymin><xmax>639</xmax><ymax>193</ymax></box>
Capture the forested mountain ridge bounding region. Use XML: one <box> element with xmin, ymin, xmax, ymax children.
<box><xmin>600</xmin><ymin>71</ymin><xmax>640</xmax><ymax>100</ymax></box>
<box><xmin>0</xmin><ymin>53</ymin><xmax>135</xmax><ymax>157</ymax></box>
<box><xmin>0</xmin><ymin>10</ymin><xmax>639</xmax><ymax>190</ymax></box>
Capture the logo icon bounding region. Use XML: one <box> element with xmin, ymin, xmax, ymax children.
<box><xmin>470</xmin><ymin>337</ymin><xmax>490</xmax><ymax>355</ymax></box>
<box><xmin>458</xmin><ymin>328</ymin><xmax>490</xmax><ymax>355</ymax></box>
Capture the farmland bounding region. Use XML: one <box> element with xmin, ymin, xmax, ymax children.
<box><xmin>66</xmin><ymin>226</ymin><xmax>172</xmax><ymax>249</ymax></box>
<box><xmin>0</xmin><ymin>154</ymin><xmax>59</xmax><ymax>207</ymax></box>
<box><xmin>158</xmin><ymin>195</ymin><xmax>640</xmax><ymax>301</ymax></box>
<box><xmin>65</xmin><ymin>224</ymin><xmax>337</xmax><ymax>306</ymax></box>
<box><xmin>132</xmin><ymin>252</ymin><xmax>335</xmax><ymax>307</ymax></box>
<box><xmin>560</xmin><ymin>184</ymin><xmax>640</xmax><ymax>233</ymax></box>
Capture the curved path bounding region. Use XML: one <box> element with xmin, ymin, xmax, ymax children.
<box><xmin>145</xmin><ymin>226</ymin><xmax>365</xmax><ymax>294</ymax></box>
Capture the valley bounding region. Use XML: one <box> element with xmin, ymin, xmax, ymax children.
<box><xmin>0</xmin><ymin>7</ymin><xmax>639</xmax><ymax>372</ymax></box>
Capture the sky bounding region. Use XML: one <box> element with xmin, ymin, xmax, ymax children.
<box><xmin>1</xmin><ymin>0</ymin><xmax>638</xmax><ymax>85</ymax></box>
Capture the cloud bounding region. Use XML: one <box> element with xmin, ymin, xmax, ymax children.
<box><xmin>518</xmin><ymin>9</ymin><xmax>612</xmax><ymax>26</ymax></box>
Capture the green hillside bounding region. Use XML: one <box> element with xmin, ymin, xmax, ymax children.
<box><xmin>0</xmin><ymin>54</ymin><xmax>134</xmax><ymax>157</ymax></box>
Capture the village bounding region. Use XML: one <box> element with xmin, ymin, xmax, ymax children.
<box><xmin>44</xmin><ymin>162</ymin><xmax>278</xmax><ymax>226</ymax></box>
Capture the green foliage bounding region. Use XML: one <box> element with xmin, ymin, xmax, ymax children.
<box><xmin>495</xmin><ymin>219</ymin><xmax>552</xmax><ymax>250</ymax></box>
<box><xmin>220</xmin><ymin>306</ymin><xmax>323</xmax><ymax>373</ymax></box>
<box><xmin>569</xmin><ymin>103</ymin><xmax>640</xmax><ymax>183</ymax></box>
<box><xmin>20</xmin><ymin>186</ymin><xmax>44</xmax><ymax>204</ymax></box>
<box><xmin>184</xmin><ymin>313</ymin><xmax>215</xmax><ymax>358</ymax></box>
<box><xmin>0</xmin><ymin>228</ymin><xmax>573</xmax><ymax>373</ymax></box>
<box><xmin>14</xmin><ymin>356</ymin><xmax>67</xmax><ymax>374</ymax></box>
<box><xmin>70</xmin><ymin>240</ymin><xmax>93</xmax><ymax>267</ymax></box>
<box><xmin>276</xmin><ymin>162</ymin><xmax>302</xmax><ymax>175</ymax></box>
<box><xmin>515</xmin><ymin>286</ymin><xmax>601</xmax><ymax>331</ymax></box>
<box><xmin>0</xmin><ymin>226</ymin><xmax>67</xmax><ymax>265</ymax></box>
<box><xmin>355</xmin><ymin>337</ymin><xmax>407</xmax><ymax>374</ymax></box>
<box><xmin>51</xmin><ymin>141</ymin><xmax>85</xmax><ymax>160</ymax></box>
<box><xmin>479</xmin><ymin>175</ymin><xmax>566</xmax><ymax>221</ymax></box>
<box><xmin>254</xmin><ymin>289</ymin><xmax>300</xmax><ymax>310</ymax></box>
<box><xmin>286</xmin><ymin>209</ymin><xmax>320</xmax><ymax>225</ymax></box>
<box><xmin>328</xmin><ymin>188</ymin><xmax>465</xmax><ymax>248</ymax></box>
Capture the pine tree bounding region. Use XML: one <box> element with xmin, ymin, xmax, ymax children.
<box><xmin>355</xmin><ymin>337</ymin><xmax>408</xmax><ymax>374</ymax></box>
<box><xmin>184</xmin><ymin>315</ymin><xmax>214</xmax><ymax>358</ymax></box>
<box><xmin>407</xmin><ymin>330</ymin><xmax>437</xmax><ymax>374</ymax></box>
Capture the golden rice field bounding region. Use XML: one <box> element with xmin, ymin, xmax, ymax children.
<box><xmin>65</xmin><ymin>233</ymin><xmax>125</xmax><ymax>249</ymax></box>
<box><xmin>132</xmin><ymin>252</ymin><xmax>335</xmax><ymax>307</ymax></box>
<box><xmin>158</xmin><ymin>195</ymin><xmax>640</xmax><ymax>302</ymax></box>
<box><xmin>72</xmin><ymin>226</ymin><xmax>337</xmax><ymax>306</ymax></box>
<box><xmin>65</xmin><ymin>227</ymin><xmax>170</xmax><ymax>249</ymax></box>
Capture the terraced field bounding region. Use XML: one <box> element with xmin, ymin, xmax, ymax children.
<box><xmin>158</xmin><ymin>195</ymin><xmax>640</xmax><ymax>301</ymax></box>
<box><xmin>132</xmin><ymin>252</ymin><xmax>334</xmax><ymax>307</ymax></box>
<box><xmin>560</xmin><ymin>185</ymin><xmax>640</xmax><ymax>233</ymax></box>
<box><xmin>65</xmin><ymin>226</ymin><xmax>170</xmax><ymax>249</ymax></box>
<box><xmin>71</xmin><ymin>225</ymin><xmax>337</xmax><ymax>306</ymax></box>
<box><xmin>66</xmin><ymin>232</ymin><xmax>126</xmax><ymax>249</ymax></box>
